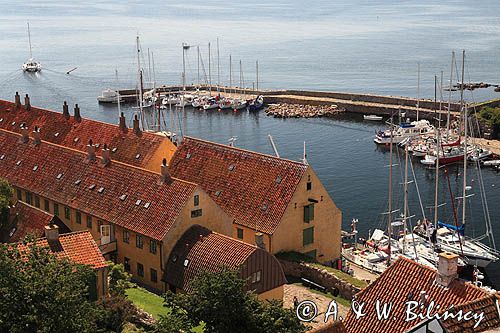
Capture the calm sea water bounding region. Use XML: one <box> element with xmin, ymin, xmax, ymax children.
<box><xmin>0</xmin><ymin>1</ymin><xmax>499</xmax><ymax>284</ymax></box>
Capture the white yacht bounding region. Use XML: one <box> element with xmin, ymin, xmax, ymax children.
<box><xmin>374</xmin><ymin>120</ymin><xmax>434</xmax><ymax>144</ymax></box>
<box><xmin>97</xmin><ymin>89</ymin><xmax>122</xmax><ymax>103</ymax></box>
<box><xmin>22</xmin><ymin>23</ymin><xmax>41</xmax><ymax>73</ymax></box>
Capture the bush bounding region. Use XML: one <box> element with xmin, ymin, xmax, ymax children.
<box><xmin>109</xmin><ymin>262</ymin><xmax>132</xmax><ymax>295</ymax></box>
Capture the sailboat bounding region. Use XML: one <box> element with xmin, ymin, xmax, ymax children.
<box><xmin>22</xmin><ymin>22</ymin><xmax>41</xmax><ymax>72</ymax></box>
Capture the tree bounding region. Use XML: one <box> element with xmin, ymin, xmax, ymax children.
<box><xmin>0</xmin><ymin>178</ymin><xmax>13</xmax><ymax>227</ymax></box>
<box><xmin>0</xmin><ymin>237</ymin><xmax>98</xmax><ymax>333</ymax></box>
<box><xmin>156</xmin><ymin>267</ymin><xmax>306</xmax><ymax>333</ymax></box>
<box><xmin>108</xmin><ymin>262</ymin><xmax>132</xmax><ymax>295</ymax></box>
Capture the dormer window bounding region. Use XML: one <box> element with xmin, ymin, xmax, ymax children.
<box><xmin>144</xmin><ymin>202</ymin><xmax>151</xmax><ymax>209</ymax></box>
<box><xmin>32</xmin><ymin>165</ymin><xmax>38</xmax><ymax>171</ymax></box>
<box><xmin>74</xmin><ymin>179</ymin><xmax>82</xmax><ymax>186</ymax></box>
<box><xmin>112</xmin><ymin>147</ymin><xmax>117</xmax><ymax>153</ymax></box>
<box><xmin>56</xmin><ymin>173</ymin><xmax>63</xmax><ymax>179</ymax></box>
<box><xmin>88</xmin><ymin>184</ymin><xmax>96</xmax><ymax>190</ymax></box>
<box><xmin>135</xmin><ymin>199</ymin><xmax>142</xmax><ymax>206</ymax></box>
<box><xmin>119</xmin><ymin>194</ymin><xmax>127</xmax><ymax>201</ymax></box>
<box><xmin>98</xmin><ymin>187</ymin><xmax>105</xmax><ymax>194</ymax></box>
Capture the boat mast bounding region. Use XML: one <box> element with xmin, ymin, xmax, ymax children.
<box><xmin>182</xmin><ymin>43</ymin><xmax>186</xmax><ymax>91</ymax></box>
<box><xmin>216</xmin><ymin>37</ymin><xmax>220</xmax><ymax>93</ymax></box>
<box><xmin>256</xmin><ymin>60</ymin><xmax>259</xmax><ymax>91</ymax></box>
<box><xmin>461</xmin><ymin>51</ymin><xmax>467</xmax><ymax>230</ymax></box>
<box><xmin>229</xmin><ymin>54</ymin><xmax>232</xmax><ymax>94</ymax></box>
<box><xmin>387</xmin><ymin>116</ymin><xmax>394</xmax><ymax>264</ymax></box>
<box><xmin>197</xmin><ymin>45</ymin><xmax>200</xmax><ymax>88</ymax></box>
<box><xmin>136</xmin><ymin>35</ymin><xmax>144</xmax><ymax>129</ymax></box>
<box><xmin>433</xmin><ymin>127</ymin><xmax>440</xmax><ymax>230</ymax></box>
<box><xmin>403</xmin><ymin>143</ymin><xmax>409</xmax><ymax>254</ymax></box>
<box><xmin>416</xmin><ymin>62</ymin><xmax>420</xmax><ymax>121</ymax></box>
<box><xmin>208</xmin><ymin>42</ymin><xmax>212</xmax><ymax>96</ymax></box>
<box><xmin>115</xmin><ymin>69</ymin><xmax>121</xmax><ymax>119</ymax></box>
<box><xmin>447</xmin><ymin>51</ymin><xmax>455</xmax><ymax>134</ymax></box>
<box><xmin>27</xmin><ymin>22</ymin><xmax>33</xmax><ymax>59</ymax></box>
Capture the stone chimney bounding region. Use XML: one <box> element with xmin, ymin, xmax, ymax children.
<box><xmin>436</xmin><ymin>252</ymin><xmax>459</xmax><ymax>287</ymax></box>
<box><xmin>32</xmin><ymin>126</ymin><xmax>41</xmax><ymax>145</ymax></box>
<box><xmin>74</xmin><ymin>104</ymin><xmax>81</xmax><ymax>122</ymax></box>
<box><xmin>44</xmin><ymin>224</ymin><xmax>59</xmax><ymax>242</ymax></box>
<box><xmin>119</xmin><ymin>112</ymin><xmax>127</xmax><ymax>132</ymax></box>
<box><xmin>255</xmin><ymin>232</ymin><xmax>266</xmax><ymax>250</ymax></box>
<box><xmin>14</xmin><ymin>92</ymin><xmax>21</xmax><ymax>108</ymax></box>
<box><xmin>87</xmin><ymin>139</ymin><xmax>96</xmax><ymax>161</ymax></box>
<box><xmin>160</xmin><ymin>158</ymin><xmax>172</xmax><ymax>183</ymax></box>
<box><xmin>101</xmin><ymin>143</ymin><xmax>110</xmax><ymax>165</ymax></box>
<box><xmin>24</xmin><ymin>94</ymin><xmax>31</xmax><ymax>111</ymax></box>
<box><xmin>20</xmin><ymin>123</ymin><xmax>29</xmax><ymax>143</ymax></box>
<box><xmin>62</xmin><ymin>101</ymin><xmax>70</xmax><ymax>119</ymax></box>
<box><xmin>133</xmin><ymin>114</ymin><xmax>141</xmax><ymax>134</ymax></box>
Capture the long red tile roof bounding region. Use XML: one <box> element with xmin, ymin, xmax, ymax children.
<box><xmin>0</xmin><ymin>201</ymin><xmax>54</xmax><ymax>242</ymax></box>
<box><xmin>169</xmin><ymin>137</ymin><xmax>308</xmax><ymax>234</ymax></box>
<box><xmin>343</xmin><ymin>257</ymin><xmax>494</xmax><ymax>333</ymax></box>
<box><xmin>0</xmin><ymin>128</ymin><xmax>197</xmax><ymax>241</ymax></box>
<box><xmin>17</xmin><ymin>230</ymin><xmax>108</xmax><ymax>269</ymax></box>
<box><xmin>165</xmin><ymin>225</ymin><xmax>286</xmax><ymax>293</ymax></box>
<box><xmin>0</xmin><ymin>98</ymin><xmax>173</xmax><ymax>168</ymax></box>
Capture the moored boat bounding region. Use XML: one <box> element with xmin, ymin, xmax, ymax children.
<box><xmin>364</xmin><ymin>114</ymin><xmax>383</xmax><ymax>121</ymax></box>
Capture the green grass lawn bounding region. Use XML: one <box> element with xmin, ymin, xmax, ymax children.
<box><xmin>125</xmin><ymin>287</ymin><xmax>169</xmax><ymax>320</ymax></box>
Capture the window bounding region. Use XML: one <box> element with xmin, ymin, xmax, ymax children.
<box><xmin>123</xmin><ymin>230</ymin><xmax>130</xmax><ymax>243</ymax></box>
<box><xmin>17</xmin><ymin>189</ymin><xmax>22</xmax><ymax>200</ymax></box>
<box><xmin>304</xmin><ymin>204</ymin><xmax>314</xmax><ymax>223</ymax></box>
<box><xmin>136</xmin><ymin>234</ymin><xmax>143</xmax><ymax>249</ymax></box>
<box><xmin>303</xmin><ymin>227</ymin><xmax>314</xmax><ymax>246</ymax></box>
<box><xmin>151</xmin><ymin>268</ymin><xmax>158</xmax><ymax>282</ymax></box>
<box><xmin>25</xmin><ymin>192</ymin><xmax>32</xmax><ymax>205</ymax></box>
<box><xmin>191</xmin><ymin>209</ymin><xmax>203</xmax><ymax>218</ymax></box>
<box><xmin>250</xmin><ymin>271</ymin><xmax>261</xmax><ymax>284</ymax></box>
<box><xmin>307</xmin><ymin>181</ymin><xmax>312</xmax><ymax>191</ymax></box>
<box><xmin>137</xmin><ymin>263</ymin><xmax>144</xmax><ymax>277</ymax></box>
<box><xmin>237</xmin><ymin>228</ymin><xmax>244</xmax><ymax>239</ymax></box>
<box><xmin>64</xmin><ymin>206</ymin><xmax>71</xmax><ymax>220</ymax></box>
<box><xmin>150</xmin><ymin>240</ymin><xmax>157</xmax><ymax>254</ymax></box>
<box><xmin>124</xmin><ymin>257</ymin><xmax>130</xmax><ymax>272</ymax></box>
<box><xmin>34</xmin><ymin>196</ymin><xmax>40</xmax><ymax>208</ymax></box>
<box><xmin>44</xmin><ymin>199</ymin><xmax>50</xmax><ymax>212</ymax></box>
<box><xmin>76</xmin><ymin>211</ymin><xmax>81</xmax><ymax>224</ymax></box>
<box><xmin>194</xmin><ymin>194</ymin><xmax>199</xmax><ymax>207</ymax></box>
<box><xmin>53</xmin><ymin>203</ymin><xmax>59</xmax><ymax>216</ymax></box>
<box><xmin>87</xmin><ymin>215</ymin><xmax>92</xmax><ymax>228</ymax></box>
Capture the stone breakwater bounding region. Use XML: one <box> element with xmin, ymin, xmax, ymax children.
<box><xmin>265</xmin><ymin>103</ymin><xmax>344</xmax><ymax>118</ymax></box>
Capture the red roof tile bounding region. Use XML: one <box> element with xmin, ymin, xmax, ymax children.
<box><xmin>0</xmin><ymin>99</ymin><xmax>174</xmax><ymax>169</ymax></box>
<box><xmin>165</xmin><ymin>225</ymin><xmax>286</xmax><ymax>293</ymax></box>
<box><xmin>343</xmin><ymin>257</ymin><xmax>493</xmax><ymax>333</ymax></box>
<box><xmin>17</xmin><ymin>230</ymin><xmax>108</xmax><ymax>269</ymax></box>
<box><xmin>169</xmin><ymin>137</ymin><xmax>308</xmax><ymax>234</ymax></box>
<box><xmin>0</xmin><ymin>128</ymin><xmax>196</xmax><ymax>241</ymax></box>
<box><xmin>0</xmin><ymin>201</ymin><xmax>55</xmax><ymax>242</ymax></box>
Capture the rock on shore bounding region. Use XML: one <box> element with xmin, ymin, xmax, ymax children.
<box><xmin>265</xmin><ymin>103</ymin><xmax>344</xmax><ymax>118</ymax></box>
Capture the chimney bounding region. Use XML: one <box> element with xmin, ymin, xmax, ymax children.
<box><xmin>133</xmin><ymin>114</ymin><xmax>141</xmax><ymax>134</ymax></box>
<box><xmin>62</xmin><ymin>101</ymin><xmax>70</xmax><ymax>119</ymax></box>
<box><xmin>14</xmin><ymin>92</ymin><xmax>21</xmax><ymax>108</ymax></box>
<box><xmin>160</xmin><ymin>158</ymin><xmax>172</xmax><ymax>183</ymax></box>
<box><xmin>436</xmin><ymin>252</ymin><xmax>459</xmax><ymax>287</ymax></box>
<box><xmin>119</xmin><ymin>112</ymin><xmax>127</xmax><ymax>131</ymax></box>
<box><xmin>101</xmin><ymin>143</ymin><xmax>110</xmax><ymax>165</ymax></box>
<box><xmin>74</xmin><ymin>104</ymin><xmax>81</xmax><ymax>122</ymax></box>
<box><xmin>32</xmin><ymin>126</ymin><xmax>41</xmax><ymax>145</ymax></box>
<box><xmin>24</xmin><ymin>94</ymin><xmax>31</xmax><ymax>111</ymax></box>
<box><xmin>44</xmin><ymin>224</ymin><xmax>59</xmax><ymax>242</ymax></box>
<box><xmin>255</xmin><ymin>232</ymin><xmax>266</xmax><ymax>250</ymax></box>
<box><xmin>20</xmin><ymin>123</ymin><xmax>29</xmax><ymax>143</ymax></box>
<box><xmin>87</xmin><ymin>139</ymin><xmax>96</xmax><ymax>161</ymax></box>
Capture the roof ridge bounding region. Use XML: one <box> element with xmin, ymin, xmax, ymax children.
<box><xmin>210</xmin><ymin>229</ymin><xmax>259</xmax><ymax>250</ymax></box>
<box><xmin>0</xmin><ymin>127</ymin><xmax>198</xmax><ymax>188</ymax></box>
<box><xmin>183</xmin><ymin>136</ymin><xmax>309</xmax><ymax>167</ymax></box>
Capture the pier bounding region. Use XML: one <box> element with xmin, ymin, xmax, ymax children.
<box><xmin>118</xmin><ymin>85</ymin><xmax>468</xmax><ymax>120</ymax></box>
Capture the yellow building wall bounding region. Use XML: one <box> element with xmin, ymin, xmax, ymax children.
<box><xmin>144</xmin><ymin>136</ymin><xmax>177</xmax><ymax>172</ymax></box>
<box><xmin>232</xmin><ymin>224</ymin><xmax>271</xmax><ymax>250</ymax></box>
<box><xmin>257</xmin><ymin>285</ymin><xmax>284</xmax><ymax>301</ymax></box>
<box><xmin>271</xmin><ymin>167</ymin><xmax>342</xmax><ymax>263</ymax></box>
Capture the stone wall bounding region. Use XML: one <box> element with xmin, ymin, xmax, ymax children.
<box><xmin>279</xmin><ymin>259</ymin><xmax>360</xmax><ymax>300</ymax></box>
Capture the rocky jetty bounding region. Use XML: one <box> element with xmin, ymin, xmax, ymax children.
<box><xmin>265</xmin><ymin>103</ymin><xmax>344</xmax><ymax>118</ymax></box>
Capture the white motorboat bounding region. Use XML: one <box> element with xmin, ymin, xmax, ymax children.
<box><xmin>374</xmin><ymin>120</ymin><xmax>434</xmax><ymax>144</ymax></box>
<box><xmin>364</xmin><ymin>114</ymin><xmax>383</xmax><ymax>121</ymax></box>
<box><xmin>230</xmin><ymin>99</ymin><xmax>247</xmax><ymax>110</ymax></box>
<box><xmin>482</xmin><ymin>159</ymin><xmax>500</xmax><ymax>167</ymax></box>
<box><xmin>468</xmin><ymin>147</ymin><xmax>492</xmax><ymax>162</ymax></box>
<box><xmin>97</xmin><ymin>89</ymin><xmax>122</xmax><ymax>103</ymax></box>
<box><xmin>342</xmin><ymin>247</ymin><xmax>388</xmax><ymax>274</ymax></box>
<box><xmin>22</xmin><ymin>23</ymin><xmax>41</xmax><ymax>73</ymax></box>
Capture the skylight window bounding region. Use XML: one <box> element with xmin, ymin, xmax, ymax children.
<box><xmin>135</xmin><ymin>154</ymin><xmax>141</xmax><ymax>159</ymax></box>
<box><xmin>95</xmin><ymin>144</ymin><xmax>100</xmax><ymax>149</ymax></box>
<box><xmin>275</xmin><ymin>176</ymin><xmax>282</xmax><ymax>184</ymax></box>
<box><xmin>73</xmin><ymin>137</ymin><xmax>79</xmax><ymax>143</ymax></box>
<box><xmin>111</xmin><ymin>147</ymin><xmax>117</xmax><ymax>153</ymax></box>
<box><xmin>11</xmin><ymin>121</ymin><xmax>16</xmax><ymax>126</ymax></box>
<box><xmin>0</xmin><ymin>118</ymin><xmax>3</xmax><ymax>122</ymax></box>
<box><xmin>88</xmin><ymin>184</ymin><xmax>96</xmax><ymax>190</ymax></box>
<box><xmin>119</xmin><ymin>194</ymin><xmax>127</xmax><ymax>201</ymax></box>
<box><xmin>228</xmin><ymin>164</ymin><xmax>235</xmax><ymax>171</ymax></box>
<box><xmin>135</xmin><ymin>199</ymin><xmax>142</xmax><ymax>206</ymax></box>
<box><xmin>74</xmin><ymin>179</ymin><xmax>82</xmax><ymax>186</ymax></box>
<box><xmin>0</xmin><ymin>154</ymin><xmax>5</xmax><ymax>160</ymax></box>
<box><xmin>16</xmin><ymin>160</ymin><xmax>21</xmax><ymax>166</ymax></box>
<box><xmin>32</xmin><ymin>165</ymin><xmax>38</xmax><ymax>171</ymax></box>
<box><xmin>144</xmin><ymin>202</ymin><xmax>151</xmax><ymax>209</ymax></box>
<box><xmin>183</xmin><ymin>259</ymin><xmax>190</xmax><ymax>267</ymax></box>
<box><xmin>215</xmin><ymin>190</ymin><xmax>222</xmax><ymax>197</ymax></box>
<box><xmin>186</xmin><ymin>153</ymin><xmax>191</xmax><ymax>159</ymax></box>
<box><xmin>56</xmin><ymin>173</ymin><xmax>63</xmax><ymax>179</ymax></box>
<box><xmin>261</xmin><ymin>203</ymin><xmax>268</xmax><ymax>211</ymax></box>
<box><xmin>98</xmin><ymin>187</ymin><xmax>105</xmax><ymax>194</ymax></box>
<box><xmin>54</xmin><ymin>132</ymin><xmax>59</xmax><ymax>137</ymax></box>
